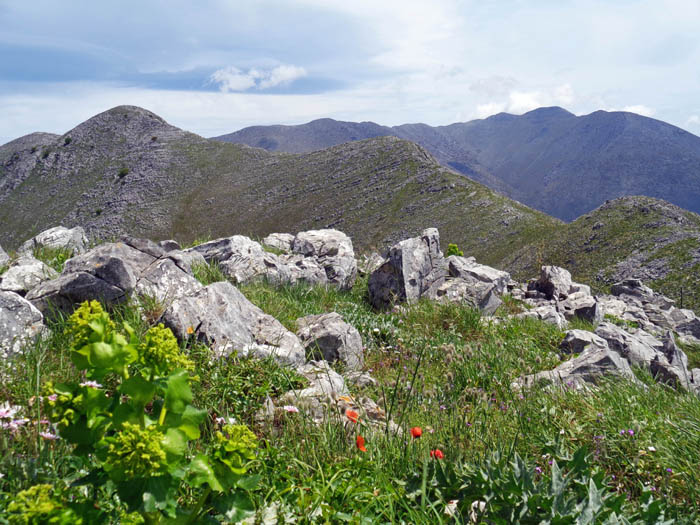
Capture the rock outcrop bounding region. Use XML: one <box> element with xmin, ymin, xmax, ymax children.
<box><xmin>296</xmin><ymin>313</ymin><xmax>364</xmax><ymax>371</ymax></box>
<box><xmin>187</xmin><ymin>229</ymin><xmax>357</xmax><ymax>290</ymax></box>
<box><xmin>18</xmin><ymin>226</ymin><xmax>88</xmax><ymax>256</ymax></box>
<box><xmin>0</xmin><ymin>291</ymin><xmax>45</xmax><ymax>359</ymax></box>
<box><xmin>0</xmin><ymin>244</ymin><xmax>9</xmax><ymax>267</ymax></box>
<box><xmin>0</xmin><ymin>255</ymin><xmax>58</xmax><ymax>295</ymax></box>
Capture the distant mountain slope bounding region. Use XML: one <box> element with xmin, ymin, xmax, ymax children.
<box><xmin>504</xmin><ymin>195</ymin><xmax>700</xmax><ymax>312</ymax></box>
<box><xmin>0</xmin><ymin>106</ymin><xmax>559</xmax><ymax>268</ymax></box>
<box><xmin>214</xmin><ymin>108</ymin><xmax>700</xmax><ymax>221</ymax></box>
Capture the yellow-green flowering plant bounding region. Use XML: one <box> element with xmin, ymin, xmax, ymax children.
<box><xmin>42</xmin><ymin>301</ymin><xmax>258</xmax><ymax>524</ymax></box>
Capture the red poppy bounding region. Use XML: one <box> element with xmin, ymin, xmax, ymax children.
<box><xmin>346</xmin><ymin>409</ymin><xmax>359</xmax><ymax>423</ymax></box>
<box><xmin>356</xmin><ymin>435</ymin><xmax>367</xmax><ymax>452</ymax></box>
<box><xmin>430</xmin><ymin>449</ymin><xmax>444</xmax><ymax>459</ymax></box>
<box><xmin>410</xmin><ymin>426</ymin><xmax>422</xmax><ymax>439</ymax></box>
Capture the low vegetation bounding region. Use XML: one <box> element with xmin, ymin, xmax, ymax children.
<box><xmin>1</xmin><ymin>272</ymin><xmax>699</xmax><ymax>523</ymax></box>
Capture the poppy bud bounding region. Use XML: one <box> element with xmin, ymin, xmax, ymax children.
<box><xmin>410</xmin><ymin>426</ymin><xmax>422</xmax><ymax>439</ymax></box>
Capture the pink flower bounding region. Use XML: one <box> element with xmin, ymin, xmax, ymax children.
<box><xmin>47</xmin><ymin>394</ymin><xmax>58</xmax><ymax>402</ymax></box>
<box><xmin>283</xmin><ymin>405</ymin><xmax>300</xmax><ymax>413</ymax></box>
<box><xmin>0</xmin><ymin>402</ymin><xmax>20</xmax><ymax>419</ymax></box>
<box><xmin>39</xmin><ymin>431</ymin><xmax>59</xmax><ymax>440</ymax></box>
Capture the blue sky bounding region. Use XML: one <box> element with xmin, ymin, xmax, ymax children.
<box><xmin>1</xmin><ymin>0</ymin><xmax>699</xmax><ymax>144</ymax></box>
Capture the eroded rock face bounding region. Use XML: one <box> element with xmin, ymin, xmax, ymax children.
<box><xmin>594</xmin><ymin>322</ymin><xmax>662</xmax><ymax>368</ymax></box>
<box><xmin>162</xmin><ymin>281</ymin><xmax>305</xmax><ymax>366</ymax></box>
<box><xmin>513</xmin><ymin>346</ymin><xmax>635</xmax><ymax>390</ymax></box>
<box><xmin>26</xmin><ymin>238</ymin><xmax>200</xmax><ymax>314</ymax></box>
<box><xmin>446</xmin><ymin>256</ymin><xmax>511</xmax><ymax>295</ymax></box>
<box><xmin>296</xmin><ymin>313</ymin><xmax>364</xmax><ymax>371</ymax></box>
<box><xmin>292</xmin><ymin>229</ymin><xmax>357</xmax><ymax>290</ymax></box>
<box><xmin>435</xmin><ymin>278</ymin><xmax>502</xmax><ymax>314</ymax></box>
<box><xmin>535</xmin><ymin>266</ymin><xmax>573</xmax><ymax>300</ymax></box>
<box><xmin>560</xmin><ymin>330</ymin><xmax>609</xmax><ymax>354</ymax></box>
<box><xmin>0</xmin><ymin>291</ymin><xmax>45</xmax><ymax>359</ymax></box>
<box><xmin>187</xmin><ymin>230</ymin><xmax>357</xmax><ymax>290</ymax></box>
<box><xmin>516</xmin><ymin>305</ymin><xmax>568</xmax><ymax>329</ymax></box>
<box><xmin>262</xmin><ymin>233</ymin><xmax>294</xmax><ymax>253</ymax></box>
<box><xmin>559</xmin><ymin>293</ymin><xmax>603</xmax><ymax>324</ymax></box>
<box><xmin>368</xmin><ymin>228</ymin><xmax>447</xmax><ymax>309</ymax></box>
<box><xmin>19</xmin><ymin>226</ymin><xmax>88</xmax><ymax>256</ymax></box>
<box><xmin>0</xmin><ymin>256</ymin><xmax>58</xmax><ymax>295</ymax></box>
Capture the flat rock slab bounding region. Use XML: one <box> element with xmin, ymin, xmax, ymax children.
<box><xmin>162</xmin><ymin>281</ymin><xmax>305</xmax><ymax>366</ymax></box>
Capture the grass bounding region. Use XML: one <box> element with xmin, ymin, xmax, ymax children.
<box><xmin>1</xmin><ymin>274</ymin><xmax>699</xmax><ymax>522</ymax></box>
<box><xmin>31</xmin><ymin>245</ymin><xmax>74</xmax><ymax>273</ymax></box>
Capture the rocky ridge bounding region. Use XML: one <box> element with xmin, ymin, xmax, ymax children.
<box><xmin>3</xmin><ymin>226</ymin><xmax>700</xmax><ymax>427</ymax></box>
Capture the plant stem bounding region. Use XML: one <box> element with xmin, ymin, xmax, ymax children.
<box><xmin>186</xmin><ymin>487</ymin><xmax>212</xmax><ymax>524</ymax></box>
<box><xmin>158</xmin><ymin>406</ymin><xmax>167</xmax><ymax>426</ymax></box>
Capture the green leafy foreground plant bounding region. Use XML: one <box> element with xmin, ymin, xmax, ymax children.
<box><xmin>35</xmin><ymin>300</ymin><xmax>258</xmax><ymax>524</ymax></box>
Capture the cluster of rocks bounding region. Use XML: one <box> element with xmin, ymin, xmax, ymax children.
<box><xmin>2</xmin><ymin>225</ymin><xmax>700</xmax><ymax>419</ymax></box>
<box><xmin>183</xmin><ymin>229</ymin><xmax>357</xmax><ymax>291</ymax></box>
<box><xmin>368</xmin><ymin>228</ymin><xmax>509</xmax><ymax>314</ymax></box>
<box><xmin>510</xmin><ymin>269</ymin><xmax>700</xmax><ymax>393</ymax></box>
<box><xmin>0</xmin><ymin>226</ymin><xmax>382</xmax><ymax>428</ymax></box>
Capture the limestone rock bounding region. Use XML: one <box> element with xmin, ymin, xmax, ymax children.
<box><xmin>559</xmin><ymin>293</ymin><xmax>603</xmax><ymax>324</ymax></box>
<box><xmin>513</xmin><ymin>346</ymin><xmax>635</xmax><ymax>389</ymax></box>
<box><xmin>296</xmin><ymin>312</ymin><xmax>364</xmax><ymax>371</ymax></box>
<box><xmin>0</xmin><ymin>256</ymin><xmax>58</xmax><ymax>295</ymax></box>
<box><xmin>0</xmin><ymin>291</ymin><xmax>45</xmax><ymax>359</ymax></box>
<box><xmin>26</xmin><ymin>238</ymin><xmax>200</xmax><ymax>314</ymax></box>
<box><xmin>435</xmin><ymin>278</ymin><xmax>502</xmax><ymax>314</ymax></box>
<box><xmin>535</xmin><ymin>266</ymin><xmax>573</xmax><ymax>300</ymax></box>
<box><xmin>560</xmin><ymin>330</ymin><xmax>609</xmax><ymax>354</ymax></box>
<box><xmin>158</xmin><ymin>240</ymin><xmax>181</xmax><ymax>252</ymax></box>
<box><xmin>368</xmin><ymin>228</ymin><xmax>446</xmax><ymax>309</ymax></box>
<box><xmin>262</xmin><ymin>233</ymin><xmax>294</xmax><ymax>253</ymax></box>
<box><xmin>162</xmin><ymin>281</ymin><xmax>305</xmax><ymax>366</ymax></box>
<box><xmin>292</xmin><ymin>229</ymin><xmax>357</xmax><ymax>290</ymax></box>
<box><xmin>19</xmin><ymin>226</ymin><xmax>88</xmax><ymax>256</ymax></box>
<box><xmin>516</xmin><ymin>305</ymin><xmax>567</xmax><ymax>329</ymax></box>
<box><xmin>610</xmin><ymin>279</ymin><xmax>655</xmax><ymax>300</ymax></box>
<box><xmin>357</xmin><ymin>252</ymin><xmax>385</xmax><ymax>277</ymax></box>
<box><xmin>446</xmin><ymin>256</ymin><xmax>510</xmax><ymax>295</ymax></box>
<box><xmin>594</xmin><ymin>322</ymin><xmax>662</xmax><ymax>368</ymax></box>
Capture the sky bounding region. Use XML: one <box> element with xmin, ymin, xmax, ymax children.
<box><xmin>1</xmin><ymin>0</ymin><xmax>699</xmax><ymax>144</ymax></box>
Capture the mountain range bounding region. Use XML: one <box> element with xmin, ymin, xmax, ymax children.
<box><xmin>2</xmin><ymin>105</ymin><xmax>700</xmax><ymax>311</ymax></box>
<box><xmin>214</xmin><ymin>107</ymin><xmax>700</xmax><ymax>222</ymax></box>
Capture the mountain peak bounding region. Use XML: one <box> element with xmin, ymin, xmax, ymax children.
<box><xmin>523</xmin><ymin>106</ymin><xmax>575</xmax><ymax>119</ymax></box>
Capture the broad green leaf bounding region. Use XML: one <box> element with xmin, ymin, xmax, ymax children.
<box><xmin>162</xmin><ymin>428</ymin><xmax>187</xmax><ymax>464</ymax></box>
<box><xmin>121</xmin><ymin>374</ymin><xmax>156</xmax><ymax>406</ymax></box>
<box><xmin>165</xmin><ymin>369</ymin><xmax>192</xmax><ymax>415</ymax></box>
<box><xmin>212</xmin><ymin>491</ymin><xmax>255</xmax><ymax>523</ymax></box>
<box><xmin>188</xmin><ymin>455</ymin><xmax>223</xmax><ymax>491</ymax></box>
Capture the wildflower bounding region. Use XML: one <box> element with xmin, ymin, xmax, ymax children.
<box><xmin>559</xmin><ymin>429</ymin><xmax>565</xmax><ymax>435</ymax></box>
<box><xmin>535</xmin><ymin>466</ymin><xmax>543</xmax><ymax>474</ymax></box>
<box><xmin>282</xmin><ymin>405</ymin><xmax>299</xmax><ymax>414</ymax></box>
<box><xmin>356</xmin><ymin>435</ymin><xmax>367</xmax><ymax>452</ymax></box>
<box><xmin>186</xmin><ymin>326</ymin><xmax>194</xmax><ymax>335</ymax></box>
<box><xmin>445</xmin><ymin>499</ymin><xmax>459</xmax><ymax>517</ymax></box>
<box><xmin>0</xmin><ymin>402</ymin><xmax>20</xmax><ymax>419</ymax></box>
<box><xmin>410</xmin><ymin>426</ymin><xmax>422</xmax><ymax>439</ymax></box>
<box><xmin>346</xmin><ymin>409</ymin><xmax>359</xmax><ymax>423</ymax></box>
<box><xmin>439</xmin><ymin>405</ymin><xmax>447</xmax><ymax>410</ymax></box>
<box><xmin>666</xmin><ymin>468</ymin><xmax>673</xmax><ymax>473</ymax></box>
<box><xmin>430</xmin><ymin>449</ymin><xmax>444</xmax><ymax>459</ymax></box>
<box><xmin>102</xmin><ymin>423</ymin><xmax>167</xmax><ymax>481</ymax></box>
<box><xmin>80</xmin><ymin>380</ymin><xmax>103</xmax><ymax>389</ymax></box>
<box><xmin>648</xmin><ymin>446</ymin><xmax>656</xmax><ymax>452</ymax></box>
<box><xmin>628</xmin><ymin>429</ymin><xmax>634</xmax><ymax>436</ymax></box>
<box><xmin>47</xmin><ymin>394</ymin><xmax>57</xmax><ymax>402</ymax></box>
<box><xmin>215</xmin><ymin>416</ymin><xmax>237</xmax><ymax>425</ymax></box>
<box><xmin>39</xmin><ymin>431</ymin><xmax>59</xmax><ymax>440</ymax></box>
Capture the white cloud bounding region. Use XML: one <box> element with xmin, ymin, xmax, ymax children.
<box><xmin>686</xmin><ymin>115</ymin><xmax>700</xmax><ymax>126</ymax></box>
<box><xmin>621</xmin><ymin>105</ymin><xmax>655</xmax><ymax>117</ymax></box>
<box><xmin>209</xmin><ymin>64</ymin><xmax>307</xmax><ymax>92</ymax></box>
<box><xmin>476</xmin><ymin>102</ymin><xmax>506</xmax><ymax>119</ymax></box>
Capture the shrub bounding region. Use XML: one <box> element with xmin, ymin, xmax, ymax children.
<box><xmin>39</xmin><ymin>301</ymin><xmax>260</xmax><ymax>523</ymax></box>
<box><xmin>118</xmin><ymin>167</ymin><xmax>129</xmax><ymax>178</ymax></box>
<box><xmin>445</xmin><ymin>243</ymin><xmax>463</xmax><ymax>257</ymax></box>
<box><xmin>63</xmin><ymin>136</ymin><xmax>72</xmax><ymax>146</ymax></box>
